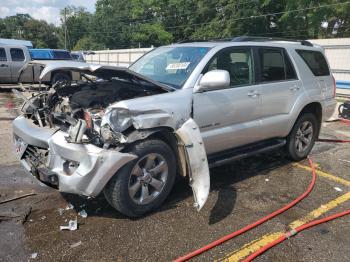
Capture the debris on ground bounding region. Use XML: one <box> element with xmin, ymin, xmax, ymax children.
<box><xmin>70</xmin><ymin>241</ymin><xmax>82</xmax><ymax>248</ymax></box>
<box><xmin>78</xmin><ymin>210</ymin><xmax>87</xmax><ymax>218</ymax></box>
<box><xmin>58</xmin><ymin>208</ymin><xmax>65</xmax><ymax>216</ymax></box>
<box><xmin>30</xmin><ymin>252</ymin><xmax>38</xmax><ymax>259</ymax></box>
<box><xmin>265</xmin><ymin>178</ymin><xmax>270</xmax><ymax>182</ymax></box>
<box><xmin>334</xmin><ymin>187</ymin><xmax>343</xmax><ymax>192</ymax></box>
<box><xmin>0</xmin><ymin>192</ymin><xmax>36</xmax><ymax>204</ymax></box>
<box><xmin>65</xmin><ymin>203</ymin><xmax>74</xmax><ymax>210</ymax></box>
<box><xmin>59</xmin><ymin>219</ymin><xmax>78</xmax><ymax>231</ymax></box>
<box><xmin>40</xmin><ymin>216</ymin><xmax>46</xmax><ymax>220</ymax></box>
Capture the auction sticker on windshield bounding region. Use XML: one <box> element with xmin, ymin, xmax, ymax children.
<box><xmin>166</xmin><ymin>62</ymin><xmax>190</xmax><ymax>70</ymax></box>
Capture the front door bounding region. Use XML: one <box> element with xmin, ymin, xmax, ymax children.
<box><xmin>0</xmin><ymin>47</ymin><xmax>11</xmax><ymax>83</ymax></box>
<box><xmin>193</xmin><ymin>47</ymin><xmax>262</xmax><ymax>155</ymax></box>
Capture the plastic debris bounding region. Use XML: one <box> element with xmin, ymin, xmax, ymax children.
<box><xmin>78</xmin><ymin>209</ymin><xmax>88</xmax><ymax>218</ymax></box>
<box><xmin>334</xmin><ymin>187</ymin><xmax>343</xmax><ymax>192</ymax></box>
<box><xmin>31</xmin><ymin>253</ymin><xmax>38</xmax><ymax>259</ymax></box>
<box><xmin>65</xmin><ymin>203</ymin><xmax>74</xmax><ymax>210</ymax></box>
<box><xmin>70</xmin><ymin>241</ymin><xmax>82</xmax><ymax>248</ymax></box>
<box><xmin>58</xmin><ymin>208</ymin><xmax>65</xmax><ymax>216</ymax></box>
<box><xmin>60</xmin><ymin>219</ymin><xmax>78</xmax><ymax>231</ymax></box>
<box><xmin>40</xmin><ymin>216</ymin><xmax>46</xmax><ymax>220</ymax></box>
<box><xmin>265</xmin><ymin>178</ymin><xmax>270</xmax><ymax>182</ymax></box>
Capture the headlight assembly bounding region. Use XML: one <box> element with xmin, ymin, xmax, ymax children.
<box><xmin>102</xmin><ymin>108</ymin><xmax>132</xmax><ymax>133</ymax></box>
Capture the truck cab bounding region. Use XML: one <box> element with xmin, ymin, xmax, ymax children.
<box><xmin>0</xmin><ymin>45</ymin><xmax>32</xmax><ymax>83</ymax></box>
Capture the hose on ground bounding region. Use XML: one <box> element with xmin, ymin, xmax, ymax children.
<box><xmin>173</xmin><ymin>158</ymin><xmax>317</xmax><ymax>262</ymax></box>
<box><xmin>243</xmin><ymin>209</ymin><xmax>350</xmax><ymax>262</ymax></box>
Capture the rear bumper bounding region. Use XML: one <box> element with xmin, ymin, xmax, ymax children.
<box><xmin>12</xmin><ymin>116</ymin><xmax>137</xmax><ymax>197</ymax></box>
<box><xmin>322</xmin><ymin>98</ymin><xmax>337</xmax><ymax>121</ymax></box>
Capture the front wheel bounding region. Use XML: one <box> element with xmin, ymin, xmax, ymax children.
<box><xmin>286</xmin><ymin>113</ymin><xmax>319</xmax><ymax>161</ymax></box>
<box><xmin>104</xmin><ymin>139</ymin><xmax>176</xmax><ymax>217</ymax></box>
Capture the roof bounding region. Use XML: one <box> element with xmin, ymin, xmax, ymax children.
<box><xmin>0</xmin><ymin>38</ymin><xmax>33</xmax><ymax>47</ymax></box>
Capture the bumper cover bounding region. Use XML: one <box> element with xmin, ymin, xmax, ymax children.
<box><xmin>13</xmin><ymin>116</ymin><xmax>137</xmax><ymax>197</ymax></box>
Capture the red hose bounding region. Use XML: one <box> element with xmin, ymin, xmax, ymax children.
<box><xmin>318</xmin><ymin>138</ymin><xmax>350</xmax><ymax>143</ymax></box>
<box><xmin>173</xmin><ymin>158</ymin><xmax>317</xmax><ymax>262</ymax></box>
<box><xmin>243</xmin><ymin>209</ymin><xmax>350</xmax><ymax>262</ymax></box>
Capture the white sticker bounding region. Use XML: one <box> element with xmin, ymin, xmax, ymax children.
<box><xmin>166</xmin><ymin>62</ymin><xmax>190</xmax><ymax>70</ymax></box>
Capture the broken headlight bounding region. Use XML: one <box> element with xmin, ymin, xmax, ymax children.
<box><xmin>100</xmin><ymin>108</ymin><xmax>131</xmax><ymax>145</ymax></box>
<box><xmin>102</xmin><ymin>108</ymin><xmax>132</xmax><ymax>133</ymax></box>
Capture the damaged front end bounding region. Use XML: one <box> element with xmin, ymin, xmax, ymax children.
<box><xmin>13</xmin><ymin>61</ymin><xmax>210</xmax><ymax>211</ymax></box>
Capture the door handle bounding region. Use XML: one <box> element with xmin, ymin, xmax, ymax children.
<box><xmin>247</xmin><ymin>90</ymin><xmax>260</xmax><ymax>97</ymax></box>
<box><xmin>289</xmin><ymin>85</ymin><xmax>300</xmax><ymax>91</ymax></box>
<box><xmin>0</xmin><ymin>64</ymin><xmax>8</xmax><ymax>68</ymax></box>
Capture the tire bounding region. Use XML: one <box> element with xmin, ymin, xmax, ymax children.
<box><xmin>104</xmin><ymin>139</ymin><xmax>176</xmax><ymax>217</ymax></box>
<box><xmin>51</xmin><ymin>72</ymin><xmax>71</xmax><ymax>86</ymax></box>
<box><xmin>286</xmin><ymin>113</ymin><xmax>319</xmax><ymax>161</ymax></box>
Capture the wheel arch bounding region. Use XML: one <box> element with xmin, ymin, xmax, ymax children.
<box><xmin>291</xmin><ymin>102</ymin><xmax>322</xmax><ymax>138</ymax></box>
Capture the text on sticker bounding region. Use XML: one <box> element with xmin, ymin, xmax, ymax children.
<box><xmin>166</xmin><ymin>62</ymin><xmax>191</xmax><ymax>70</ymax></box>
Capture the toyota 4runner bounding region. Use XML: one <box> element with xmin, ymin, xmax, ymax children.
<box><xmin>12</xmin><ymin>37</ymin><xmax>336</xmax><ymax>217</ymax></box>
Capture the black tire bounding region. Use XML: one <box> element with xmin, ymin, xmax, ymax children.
<box><xmin>286</xmin><ymin>113</ymin><xmax>319</xmax><ymax>161</ymax></box>
<box><xmin>104</xmin><ymin>139</ymin><xmax>176</xmax><ymax>217</ymax></box>
<box><xmin>51</xmin><ymin>72</ymin><xmax>71</xmax><ymax>86</ymax></box>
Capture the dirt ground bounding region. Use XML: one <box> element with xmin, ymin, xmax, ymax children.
<box><xmin>0</xmin><ymin>89</ymin><xmax>349</xmax><ymax>262</ymax></box>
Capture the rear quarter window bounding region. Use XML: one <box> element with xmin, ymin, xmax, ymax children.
<box><xmin>296</xmin><ymin>50</ymin><xmax>330</xmax><ymax>76</ymax></box>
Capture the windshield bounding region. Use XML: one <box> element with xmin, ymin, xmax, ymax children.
<box><xmin>129</xmin><ymin>46</ymin><xmax>210</xmax><ymax>89</ymax></box>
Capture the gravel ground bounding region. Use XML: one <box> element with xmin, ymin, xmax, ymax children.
<box><xmin>0</xmin><ymin>90</ymin><xmax>349</xmax><ymax>262</ymax></box>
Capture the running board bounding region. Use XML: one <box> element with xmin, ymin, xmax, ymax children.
<box><xmin>208</xmin><ymin>139</ymin><xmax>286</xmax><ymax>168</ymax></box>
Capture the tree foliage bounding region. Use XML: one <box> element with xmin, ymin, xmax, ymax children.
<box><xmin>1</xmin><ymin>0</ymin><xmax>350</xmax><ymax>50</ymax></box>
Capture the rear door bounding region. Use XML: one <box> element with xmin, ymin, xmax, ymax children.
<box><xmin>0</xmin><ymin>47</ymin><xmax>11</xmax><ymax>83</ymax></box>
<box><xmin>193</xmin><ymin>46</ymin><xmax>263</xmax><ymax>154</ymax></box>
<box><xmin>256</xmin><ymin>47</ymin><xmax>302</xmax><ymax>139</ymax></box>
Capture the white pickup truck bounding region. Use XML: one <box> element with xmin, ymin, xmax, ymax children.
<box><xmin>0</xmin><ymin>45</ymin><xmax>80</xmax><ymax>85</ymax></box>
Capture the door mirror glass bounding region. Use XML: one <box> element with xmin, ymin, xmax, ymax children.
<box><xmin>196</xmin><ymin>70</ymin><xmax>230</xmax><ymax>92</ymax></box>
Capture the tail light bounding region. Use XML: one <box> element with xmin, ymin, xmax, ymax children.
<box><xmin>332</xmin><ymin>75</ymin><xmax>336</xmax><ymax>98</ymax></box>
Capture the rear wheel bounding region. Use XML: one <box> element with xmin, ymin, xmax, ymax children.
<box><xmin>104</xmin><ymin>139</ymin><xmax>176</xmax><ymax>217</ymax></box>
<box><xmin>286</xmin><ymin>113</ymin><xmax>319</xmax><ymax>161</ymax></box>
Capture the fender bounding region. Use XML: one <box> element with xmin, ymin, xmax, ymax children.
<box><xmin>175</xmin><ymin>118</ymin><xmax>210</xmax><ymax>210</ymax></box>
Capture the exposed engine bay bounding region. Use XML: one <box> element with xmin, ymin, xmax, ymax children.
<box><xmin>18</xmin><ymin>76</ymin><xmax>168</xmax><ymax>148</ymax></box>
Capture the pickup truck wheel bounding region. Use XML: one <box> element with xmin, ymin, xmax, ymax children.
<box><xmin>51</xmin><ymin>72</ymin><xmax>71</xmax><ymax>86</ymax></box>
<box><xmin>104</xmin><ymin>139</ymin><xmax>176</xmax><ymax>217</ymax></box>
<box><xmin>286</xmin><ymin>113</ymin><xmax>318</xmax><ymax>161</ymax></box>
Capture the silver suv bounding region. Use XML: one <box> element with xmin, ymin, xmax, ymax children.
<box><xmin>12</xmin><ymin>37</ymin><xmax>336</xmax><ymax>217</ymax></box>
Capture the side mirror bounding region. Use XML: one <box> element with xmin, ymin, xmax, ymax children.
<box><xmin>195</xmin><ymin>70</ymin><xmax>230</xmax><ymax>92</ymax></box>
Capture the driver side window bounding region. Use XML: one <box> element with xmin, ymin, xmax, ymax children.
<box><xmin>205</xmin><ymin>48</ymin><xmax>254</xmax><ymax>86</ymax></box>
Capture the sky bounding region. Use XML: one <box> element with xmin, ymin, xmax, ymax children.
<box><xmin>0</xmin><ymin>0</ymin><xmax>97</xmax><ymax>26</ymax></box>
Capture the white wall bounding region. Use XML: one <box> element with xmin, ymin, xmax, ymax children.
<box><xmin>85</xmin><ymin>48</ymin><xmax>153</xmax><ymax>67</ymax></box>
<box><xmin>86</xmin><ymin>39</ymin><xmax>350</xmax><ymax>81</ymax></box>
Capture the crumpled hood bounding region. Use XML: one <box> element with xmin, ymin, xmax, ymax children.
<box><xmin>21</xmin><ymin>61</ymin><xmax>174</xmax><ymax>92</ymax></box>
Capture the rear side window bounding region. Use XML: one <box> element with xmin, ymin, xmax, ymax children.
<box><xmin>258</xmin><ymin>48</ymin><xmax>297</xmax><ymax>82</ymax></box>
<box><xmin>0</xmin><ymin>48</ymin><xmax>6</xmax><ymax>61</ymax></box>
<box><xmin>296</xmin><ymin>50</ymin><xmax>330</xmax><ymax>76</ymax></box>
<box><xmin>10</xmin><ymin>48</ymin><xmax>25</xmax><ymax>61</ymax></box>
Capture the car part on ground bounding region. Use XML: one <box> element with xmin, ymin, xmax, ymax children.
<box><xmin>338</xmin><ymin>100</ymin><xmax>350</xmax><ymax>120</ymax></box>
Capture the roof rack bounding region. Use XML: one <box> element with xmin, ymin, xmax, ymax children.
<box><xmin>231</xmin><ymin>36</ymin><xmax>313</xmax><ymax>47</ymax></box>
